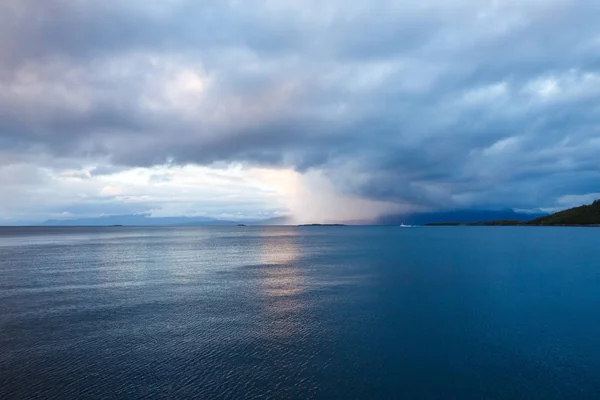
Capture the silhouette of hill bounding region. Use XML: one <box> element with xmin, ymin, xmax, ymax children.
<box><xmin>424</xmin><ymin>200</ymin><xmax>600</xmax><ymax>226</ymax></box>
<box><xmin>525</xmin><ymin>200</ymin><xmax>600</xmax><ymax>226</ymax></box>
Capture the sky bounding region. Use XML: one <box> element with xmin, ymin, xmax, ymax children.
<box><xmin>1</xmin><ymin>0</ymin><xmax>599</xmax><ymax>224</ymax></box>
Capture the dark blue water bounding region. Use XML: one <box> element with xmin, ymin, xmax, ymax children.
<box><xmin>1</xmin><ymin>226</ymin><xmax>599</xmax><ymax>399</ymax></box>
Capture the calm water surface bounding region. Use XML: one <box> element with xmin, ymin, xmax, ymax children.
<box><xmin>1</xmin><ymin>226</ymin><xmax>599</xmax><ymax>399</ymax></box>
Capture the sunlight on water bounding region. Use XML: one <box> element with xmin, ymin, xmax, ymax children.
<box><xmin>259</xmin><ymin>232</ymin><xmax>302</xmax><ymax>296</ymax></box>
<box><xmin>256</xmin><ymin>231</ymin><xmax>309</xmax><ymax>339</ymax></box>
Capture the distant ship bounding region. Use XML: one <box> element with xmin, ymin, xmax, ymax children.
<box><xmin>399</xmin><ymin>223</ymin><xmax>415</xmax><ymax>228</ymax></box>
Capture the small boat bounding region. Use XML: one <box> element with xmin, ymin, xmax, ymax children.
<box><xmin>399</xmin><ymin>223</ymin><xmax>415</xmax><ymax>228</ymax></box>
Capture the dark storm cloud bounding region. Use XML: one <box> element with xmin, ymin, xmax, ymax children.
<box><xmin>1</xmin><ymin>0</ymin><xmax>600</xmax><ymax>211</ymax></box>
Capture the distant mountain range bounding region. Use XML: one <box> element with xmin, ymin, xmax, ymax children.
<box><xmin>374</xmin><ymin>208</ymin><xmax>547</xmax><ymax>226</ymax></box>
<box><xmin>425</xmin><ymin>200</ymin><xmax>600</xmax><ymax>226</ymax></box>
<box><xmin>41</xmin><ymin>214</ymin><xmax>243</xmax><ymax>226</ymax></box>
<box><xmin>37</xmin><ymin>213</ymin><xmax>301</xmax><ymax>227</ymax></box>
<box><xmin>35</xmin><ymin>208</ymin><xmax>551</xmax><ymax>227</ymax></box>
<box><xmin>20</xmin><ymin>201</ymin><xmax>598</xmax><ymax>226</ymax></box>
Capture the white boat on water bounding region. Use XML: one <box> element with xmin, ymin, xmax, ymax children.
<box><xmin>399</xmin><ymin>223</ymin><xmax>415</xmax><ymax>228</ymax></box>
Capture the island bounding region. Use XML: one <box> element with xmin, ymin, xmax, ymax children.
<box><xmin>298</xmin><ymin>224</ymin><xmax>347</xmax><ymax>227</ymax></box>
<box><xmin>424</xmin><ymin>200</ymin><xmax>600</xmax><ymax>227</ymax></box>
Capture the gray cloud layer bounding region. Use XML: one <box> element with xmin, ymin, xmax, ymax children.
<box><xmin>1</xmin><ymin>0</ymin><xmax>600</xmax><ymax>214</ymax></box>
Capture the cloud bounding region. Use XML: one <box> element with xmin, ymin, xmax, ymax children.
<box><xmin>1</xmin><ymin>0</ymin><xmax>599</xmax><ymax>222</ymax></box>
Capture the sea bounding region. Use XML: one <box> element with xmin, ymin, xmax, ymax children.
<box><xmin>1</xmin><ymin>226</ymin><xmax>599</xmax><ymax>399</ymax></box>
